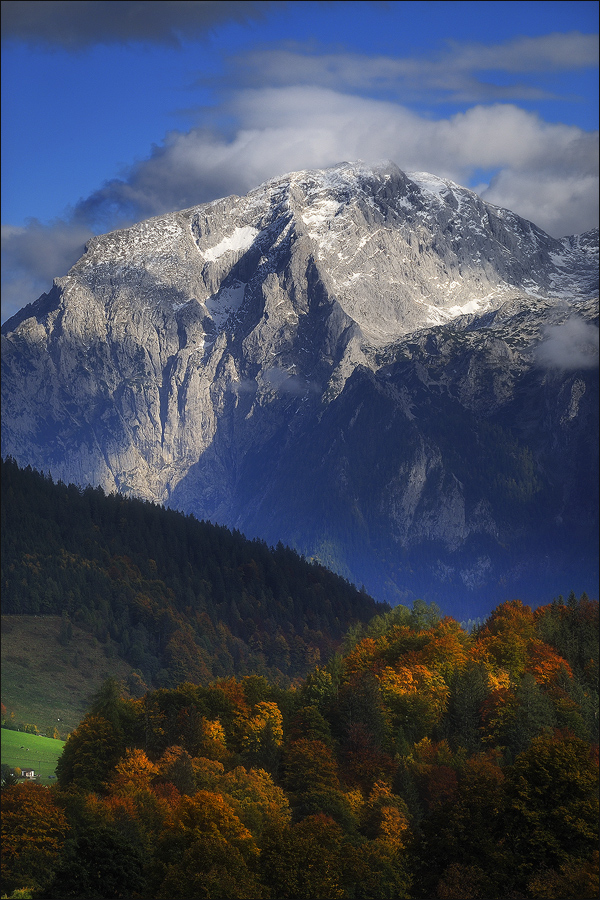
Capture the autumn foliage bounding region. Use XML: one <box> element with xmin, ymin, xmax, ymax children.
<box><xmin>2</xmin><ymin>592</ymin><xmax>598</xmax><ymax>899</ymax></box>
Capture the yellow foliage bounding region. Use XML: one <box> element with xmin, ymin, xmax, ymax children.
<box><xmin>378</xmin><ymin>805</ymin><xmax>409</xmax><ymax>852</ymax></box>
<box><xmin>487</xmin><ymin>668</ymin><xmax>511</xmax><ymax>692</ymax></box>
<box><xmin>199</xmin><ymin>717</ymin><xmax>229</xmax><ymax>761</ymax></box>
<box><xmin>344</xmin><ymin>788</ymin><xmax>365</xmax><ymax>819</ymax></box>
<box><xmin>110</xmin><ymin>747</ymin><xmax>158</xmax><ymax>794</ymax></box>
<box><xmin>192</xmin><ymin>756</ymin><xmax>225</xmax><ymax>790</ymax></box>
<box><xmin>380</xmin><ymin>664</ymin><xmax>450</xmax><ymax>718</ymax></box>
<box><xmin>221</xmin><ymin>766</ymin><xmax>291</xmax><ymax>837</ymax></box>
<box><xmin>241</xmin><ymin>701</ymin><xmax>284</xmax><ymax>753</ymax></box>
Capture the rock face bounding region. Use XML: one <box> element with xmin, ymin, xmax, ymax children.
<box><xmin>2</xmin><ymin>162</ymin><xmax>598</xmax><ymax>615</ymax></box>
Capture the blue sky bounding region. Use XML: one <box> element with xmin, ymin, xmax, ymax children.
<box><xmin>1</xmin><ymin>0</ymin><xmax>598</xmax><ymax>322</ymax></box>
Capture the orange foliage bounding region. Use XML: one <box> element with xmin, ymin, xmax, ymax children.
<box><xmin>344</xmin><ymin>637</ymin><xmax>379</xmax><ymax>676</ymax></box>
<box><xmin>380</xmin><ymin>663</ymin><xmax>450</xmax><ymax>722</ymax></box>
<box><xmin>480</xmin><ymin>599</ymin><xmax>536</xmax><ymax>639</ymax></box>
<box><xmin>170</xmin><ymin>789</ymin><xmax>259</xmax><ymax>859</ymax></box>
<box><xmin>214</xmin><ymin>677</ymin><xmax>250</xmax><ymax>717</ymax></box>
<box><xmin>479</xmin><ymin>685</ymin><xmax>515</xmax><ymax>745</ymax></box>
<box><xmin>153</xmin><ymin>781</ymin><xmax>181</xmax><ymax>805</ymax></box>
<box><xmin>364</xmin><ymin>781</ymin><xmax>410</xmax><ymax>851</ymax></box>
<box><xmin>526</xmin><ymin>638</ymin><xmax>573</xmax><ymax>686</ymax></box>
<box><xmin>1</xmin><ymin>783</ymin><xmax>69</xmax><ymax>892</ymax></box>
<box><xmin>378</xmin><ymin>805</ymin><xmax>410</xmax><ymax>852</ymax></box>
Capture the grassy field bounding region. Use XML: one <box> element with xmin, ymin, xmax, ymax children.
<box><xmin>2</xmin><ymin>615</ymin><xmax>134</xmax><ymax>737</ymax></box>
<box><xmin>1</xmin><ymin>728</ymin><xmax>65</xmax><ymax>784</ymax></box>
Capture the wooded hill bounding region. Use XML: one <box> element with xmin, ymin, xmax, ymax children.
<box><xmin>2</xmin><ymin>457</ymin><xmax>598</xmax><ymax>898</ymax></box>
<box><xmin>2</xmin><ymin>592</ymin><xmax>598</xmax><ymax>899</ymax></box>
<box><xmin>1</xmin><ymin>457</ymin><xmax>385</xmax><ymax>689</ymax></box>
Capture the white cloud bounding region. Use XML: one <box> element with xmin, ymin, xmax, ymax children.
<box><xmin>1</xmin><ymin>219</ymin><xmax>92</xmax><ymax>323</ymax></box>
<box><xmin>480</xmin><ymin>169</ymin><xmax>599</xmax><ymax>239</ymax></box>
<box><xmin>263</xmin><ymin>366</ymin><xmax>320</xmax><ymax>395</ymax></box>
<box><xmin>3</xmin><ymin>86</ymin><xmax>598</xmax><ymax>323</ymax></box>
<box><xmin>228</xmin><ymin>32</ymin><xmax>599</xmax><ymax>103</ymax></box>
<box><xmin>78</xmin><ymin>87</ymin><xmax>597</xmax><ymax>235</ymax></box>
<box><xmin>535</xmin><ymin>318</ymin><xmax>599</xmax><ymax>370</ymax></box>
<box><xmin>447</xmin><ymin>31</ymin><xmax>599</xmax><ymax>72</ymax></box>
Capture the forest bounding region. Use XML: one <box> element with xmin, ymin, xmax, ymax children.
<box><xmin>1</xmin><ymin>457</ymin><xmax>384</xmax><ymax>688</ymax></box>
<box><xmin>1</xmin><ymin>460</ymin><xmax>598</xmax><ymax>899</ymax></box>
<box><xmin>2</xmin><ymin>592</ymin><xmax>598</xmax><ymax>898</ymax></box>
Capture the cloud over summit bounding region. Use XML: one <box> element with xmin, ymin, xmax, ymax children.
<box><xmin>1</xmin><ymin>2</ymin><xmax>598</xmax><ymax>323</ymax></box>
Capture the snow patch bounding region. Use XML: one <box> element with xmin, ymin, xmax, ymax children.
<box><xmin>408</xmin><ymin>172</ymin><xmax>456</xmax><ymax>198</ymax></box>
<box><xmin>548</xmin><ymin>251</ymin><xmax>570</xmax><ymax>268</ymax></box>
<box><xmin>205</xmin><ymin>281</ymin><xmax>246</xmax><ymax>328</ymax></box>
<box><xmin>302</xmin><ymin>199</ymin><xmax>341</xmax><ymax>230</ymax></box>
<box><xmin>425</xmin><ymin>297</ymin><xmax>492</xmax><ymax>326</ymax></box>
<box><xmin>202</xmin><ymin>226</ymin><xmax>259</xmax><ymax>262</ymax></box>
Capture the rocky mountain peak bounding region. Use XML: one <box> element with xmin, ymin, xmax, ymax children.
<box><xmin>2</xmin><ymin>161</ymin><xmax>598</xmax><ymax>614</ymax></box>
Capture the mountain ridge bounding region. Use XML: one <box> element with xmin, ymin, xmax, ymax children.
<box><xmin>2</xmin><ymin>160</ymin><xmax>598</xmax><ymax>615</ymax></box>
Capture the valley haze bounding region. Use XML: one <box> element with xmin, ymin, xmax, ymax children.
<box><xmin>1</xmin><ymin>161</ymin><xmax>598</xmax><ymax>618</ymax></box>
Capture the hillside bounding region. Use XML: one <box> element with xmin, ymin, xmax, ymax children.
<box><xmin>1</xmin><ymin>457</ymin><xmax>385</xmax><ymax>691</ymax></box>
<box><xmin>1</xmin><ymin>615</ymin><xmax>134</xmax><ymax>738</ymax></box>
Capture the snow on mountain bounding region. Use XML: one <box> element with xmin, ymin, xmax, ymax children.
<box><xmin>2</xmin><ymin>161</ymin><xmax>598</xmax><ymax>614</ymax></box>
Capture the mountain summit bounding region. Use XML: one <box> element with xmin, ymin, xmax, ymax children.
<box><xmin>2</xmin><ymin>162</ymin><xmax>598</xmax><ymax>614</ymax></box>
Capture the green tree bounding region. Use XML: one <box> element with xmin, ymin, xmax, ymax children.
<box><xmin>55</xmin><ymin>715</ymin><xmax>124</xmax><ymax>792</ymax></box>
<box><xmin>504</xmin><ymin>731</ymin><xmax>599</xmax><ymax>888</ymax></box>
<box><xmin>411</xmin><ymin>752</ymin><xmax>510</xmax><ymax>899</ymax></box>
<box><xmin>445</xmin><ymin>662</ymin><xmax>488</xmax><ymax>753</ymax></box>
<box><xmin>505</xmin><ymin>673</ymin><xmax>556</xmax><ymax>758</ymax></box>
<box><xmin>43</xmin><ymin>822</ymin><xmax>146</xmax><ymax>899</ymax></box>
<box><xmin>261</xmin><ymin>813</ymin><xmax>346</xmax><ymax>899</ymax></box>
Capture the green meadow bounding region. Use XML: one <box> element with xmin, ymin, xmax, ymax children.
<box><xmin>1</xmin><ymin>728</ymin><xmax>65</xmax><ymax>784</ymax></box>
<box><xmin>2</xmin><ymin>615</ymin><xmax>134</xmax><ymax>738</ymax></box>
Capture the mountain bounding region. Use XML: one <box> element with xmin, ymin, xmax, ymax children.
<box><xmin>2</xmin><ymin>161</ymin><xmax>598</xmax><ymax>617</ymax></box>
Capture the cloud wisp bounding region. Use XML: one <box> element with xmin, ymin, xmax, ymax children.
<box><xmin>1</xmin><ymin>219</ymin><xmax>94</xmax><ymax>326</ymax></box>
<box><xmin>535</xmin><ymin>318</ymin><xmax>600</xmax><ymax>371</ymax></box>
<box><xmin>228</xmin><ymin>32</ymin><xmax>599</xmax><ymax>103</ymax></box>
<box><xmin>26</xmin><ymin>88</ymin><xmax>600</xmax><ymax>235</ymax></box>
